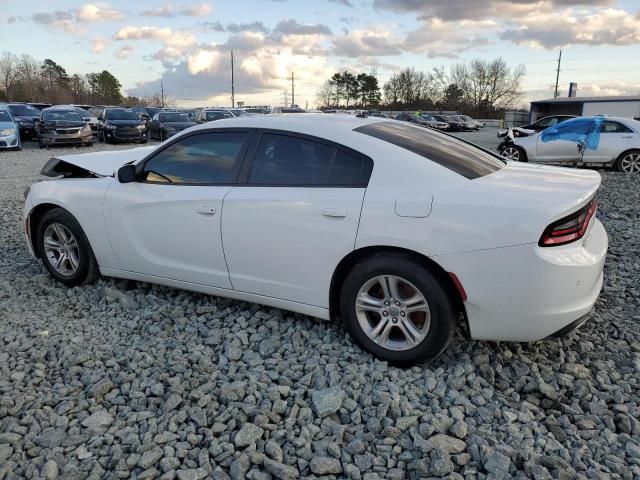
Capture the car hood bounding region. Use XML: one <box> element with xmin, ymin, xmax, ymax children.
<box><xmin>105</xmin><ymin>119</ymin><xmax>143</xmax><ymax>127</ymax></box>
<box><xmin>42</xmin><ymin>146</ymin><xmax>155</xmax><ymax>177</ymax></box>
<box><xmin>0</xmin><ymin>121</ymin><xmax>16</xmax><ymax>129</ymax></box>
<box><xmin>13</xmin><ymin>115</ymin><xmax>39</xmax><ymax>122</ymax></box>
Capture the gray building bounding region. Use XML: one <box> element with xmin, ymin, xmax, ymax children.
<box><xmin>529</xmin><ymin>95</ymin><xmax>640</xmax><ymax>122</ymax></box>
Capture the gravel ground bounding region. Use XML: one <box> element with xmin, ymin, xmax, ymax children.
<box><xmin>0</xmin><ymin>135</ymin><xmax>639</xmax><ymax>480</ymax></box>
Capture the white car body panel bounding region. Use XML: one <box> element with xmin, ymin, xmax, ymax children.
<box><xmin>104</xmin><ymin>182</ymin><xmax>234</xmax><ymax>288</ymax></box>
<box><xmin>25</xmin><ymin>114</ymin><xmax>608</xmax><ymax>343</ymax></box>
<box><xmin>222</xmin><ymin>187</ymin><xmax>365</xmax><ymax>307</ymax></box>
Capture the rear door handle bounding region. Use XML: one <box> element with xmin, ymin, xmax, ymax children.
<box><xmin>321</xmin><ymin>208</ymin><xmax>347</xmax><ymax>218</ymax></box>
<box><xmin>195</xmin><ymin>206</ymin><xmax>216</xmax><ymax>215</ymax></box>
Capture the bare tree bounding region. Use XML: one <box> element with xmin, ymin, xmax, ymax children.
<box><xmin>0</xmin><ymin>52</ymin><xmax>20</xmax><ymax>100</ymax></box>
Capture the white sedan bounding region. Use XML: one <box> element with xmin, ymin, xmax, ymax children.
<box><xmin>499</xmin><ymin>116</ymin><xmax>640</xmax><ymax>173</ymax></box>
<box><xmin>24</xmin><ymin>115</ymin><xmax>608</xmax><ymax>365</ymax></box>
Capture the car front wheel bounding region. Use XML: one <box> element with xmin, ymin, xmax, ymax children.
<box><xmin>500</xmin><ymin>145</ymin><xmax>526</xmax><ymax>162</ymax></box>
<box><xmin>36</xmin><ymin>208</ymin><xmax>99</xmax><ymax>287</ymax></box>
<box><xmin>340</xmin><ymin>254</ymin><xmax>454</xmax><ymax>366</ymax></box>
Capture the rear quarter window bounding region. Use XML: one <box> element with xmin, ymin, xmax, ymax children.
<box><xmin>354</xmin><ymin>121</ymin><xmax>503</xmax><ymax>179</ymax></box>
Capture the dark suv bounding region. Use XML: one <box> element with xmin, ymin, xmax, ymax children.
<box><xmin>97</xmin><ymin>108</ymin><xmax>147</xmax><ymax>144</ymax></box>
<box><xmin>7</xmin><ymin>103</ymin><xmax>41</xmax><ymax>140</ymax></box>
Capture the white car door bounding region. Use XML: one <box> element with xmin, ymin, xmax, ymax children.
<box><xmin>534</xmin><ymin>118</ymin><xmax>595</xmax><ymax>163</ymax></box>
<box><xmin>104</xmin><ymin>130</ymin><xmax>252</xmax><ymax>288</ymax></box>
<box><xmin>221</xmin><ymin>132</ymin><xmax>372</xmax><ymax>307</ymax></box>
<box><xmin>583</xmin><ymin>120</ymin><xmax>639</xmax><ymax>164</ymax></box>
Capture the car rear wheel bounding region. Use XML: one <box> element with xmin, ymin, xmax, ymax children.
<box><xmin>501</xmin><ymin>145</ymin><xmax>526</xmax><ymax>162</ymax></box>
<box><xmin>36</xmin><ymin>208</ymin><xmax>99</xmax><ymax>287</ymax></box>
<box><xmin>616</xmin><ymin>150</ymin><xmax>640</xmax><ymax>173</ymax></box>
<box><xmin>340</xmin><ymin>254</ymin><xmax>454</xmax><ymax>366</ymax></box>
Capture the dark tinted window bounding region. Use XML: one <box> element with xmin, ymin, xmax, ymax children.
<box><xmin>43</xmin><ymin>111</ymin><xmax>83</xmax><ymax>122</ymax></box>
<box><xmin>600</xmin><ymin>121</ymin><xmax>633</xmax><ymax>133</ymax></box>
<box><xmin>106</xmin><ymin>109</ymin><xmax>138</xmax><ymax>120</ymax></box>
<box><xmin>249</xmin><ymin>134</ymin><xmax>334</xmax><ymax>185</ymax></box>
<box><xmin>206</xmin><ymin>111</ymin><xmax>233</xmax><ymax>121</ymax></box>
<box><xmin>142</xmin><ymin>132</ymin><xmax>247</xmax><ymax>184</ymax></box>
<box><xmin>354</xmin><ymin>122</ymin><xmax>503</xmax><ymax>179</ymax></box>
<box><xmin>8</xmin><ymin>105</ymin><xmax>40</xmax><ymax>116</ymax></box>
<box><xmin>329</xmin><ymin>150</ymin><xmax>373</xmax><ymax>185</ymax></box>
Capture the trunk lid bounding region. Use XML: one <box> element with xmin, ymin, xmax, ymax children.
<box><xmin>42</xmin><ymin>146</ymin><xmax>155</xmax><ymax>177</ymax></box>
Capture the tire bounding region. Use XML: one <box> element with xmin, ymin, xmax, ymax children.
<box><xmin>36</xmin><ymin>208</ymin><xmax>99</xmax><ymax>287</ymax></box>
<box><xmin>500</xmin><ymin>145</ymin><xmax>526</xmax><ymax>162</ymax></box>
<box><xmin>615</xmin><ymin>150</ymin><xmax>640</xmax><ymax>173</ymax></box>
<box><xmin>340</xmin><ymin>253</ymin><xmax>454</xmax><ymax>366</ymax></box>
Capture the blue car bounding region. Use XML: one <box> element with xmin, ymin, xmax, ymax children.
<box><xmin>0</xmin><ymin>107</ymin><xmax>21</xmax><ymax>151</ymax></box>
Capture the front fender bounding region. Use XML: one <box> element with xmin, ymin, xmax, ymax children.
<box><xmin>26</xmin><ymin>178</ymin><xmax>119</xmax><ymax>269</ymax></box>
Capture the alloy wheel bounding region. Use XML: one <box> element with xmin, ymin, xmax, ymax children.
<box><xmin>43</xmin><ymin>223</ymin><xmax>80</xmax><ymax>276</ymax></box>
<box><xmin>620</xmin><ymin>153</ymin><xmax>640</xmax><ymax>173</ymax></box>
<box><xmin>355</xmin><ymin>275</ymin><xmax>431</xmax><ymax>351</ymax></box>
<box><xmin>501</xmin><ymin>146</ymin><xmax>521</xmax><ymax>161</ymax></box>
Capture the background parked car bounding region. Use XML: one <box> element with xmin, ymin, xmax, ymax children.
<box><xmin>457</xmin><ymin>115</ymin><xmax>484</xmax><ymax>130</ymax></box>
<box><xmin>499</xmin><ymin>116</ymin><xmax>640</xmax><ymax>173</ymax></box>
<box><xmin>432</xmin><ymin>114</ymin><xmax>466</xmax><ymax>131</ymax></box>
<box><xmin>499</xmin><ymin>115</ymin><xmax>578</xmax><ymax>139</ymax></box>
<box><xmin>97</xmin><ymin>107</ymin><xmax>147</xmax><ymax>144</ymax></box>
<box><xmin>36</xmin><ymin>106</ymin><xmax>93</xmax><ymax>148</ymax></box>
<box><xmin>0</xmin><ymin>107</ymin><xmax>21</xmax><ymax>151</ymax></box>
<box><xmin>195</xmin><ymin>108</ymin><xmax>237</xmax><ymax>123</ymax></box>
<box><xmin>396</xmin><ymin>113</ymin><xmax>448</xmax><ymax>130</ymax></box>
<box><xmin>148</xmin><ymin>111</ymin><xmax>196</xmax><ymax>141</ymax></box>
<box><xmin>6</xmin><ymin>103</ymin><xmax>41</xmax><ymax>140</ymax></box>
<box><xmin>418</xmin><ymin>113</ymin><xmax>450</xmax><ymax>130</ymax></box>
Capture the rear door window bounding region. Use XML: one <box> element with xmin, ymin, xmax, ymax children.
<box><xmin>354</xmin><ymin>121</ymin><xmax>503</xmax><ymax>179</ymax></box>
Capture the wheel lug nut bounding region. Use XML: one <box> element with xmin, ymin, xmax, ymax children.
<box><xmin>395</xmin><ymin>301</ymin><xmax>400</xmax><ymax>306</ymax></box>
<box><xmin>382</xmin><ymin>311</ymin><xmax>388</xmax><ymax>316</ymax></box>
<box><xmin>384</xmin><ymin>301</ymin><xmax>390</xmax><ymax>306</ymax></box>
<box><xmin>392</xmin><ymin>317</ymin><xmax>397</xmax><ymax>323</ymax></box>
<box><xmin>400</xmin><ymin>312</ymin><xmax>405</xmax><ymax>317</ymax></box>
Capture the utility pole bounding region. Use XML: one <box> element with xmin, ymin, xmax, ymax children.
<box><xmin>554</xmin><ymin>50</ymin><xmax>562</xmax><ymax>98</ymax></box>
<box><xmin>160</xmin><ymin>80</ymin><xmax>165</xmax><ymax>107</ymax></box>
<box><xmin>230</xmin><ymin>50</ymin><xmax>235</xmax><ymax>108</ymax></box>
<box><xmin>291</xmin><ymin>72</ymin><xmax>295</xmax><ymax>106</ymax></box>
<box><xmin>283</xmin><ymin>90</ymin><xmax>289</xmax><ymax>107</ymax></box>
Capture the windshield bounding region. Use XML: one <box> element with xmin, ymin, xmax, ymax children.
<box><xmin>421</xmin><ymin>115</ymin><xmax>436</xmax><ymax>121</ymax></box>
<box><xmin>43</xmin><ymin>111</ymin><xmax>83</xmax><ymax>122</ymax></box>
<box><xmin>229</xmin><ymin>109</ymin><xmax>247</xmax><ymax>117</ymax></box>
<box><xmin>106</xmin><ymin>109</ymin><xmax>138</xmax><ymax>120</ymax></box>
<box><xmin>354</xmin><ymin>121</ymin><xmax>504</xmax><ymax>179</ymax></box>
<box><xmin>8</xmin><ymin>105</ymin><xmax>40</xmax><ymax>116</ymax></box>
<box><xmin>0</xmin><ymin>111</ymin><xmax>12</xmax><ymax>123</ymax></box>
<box><xmin>146</xmin><ymin>108</ymin><xmax>161</xmax><ymax>116</ymax></box>
<box><xmin>159</xmin><ymin>113</ymin><xmax>191</xmax><ymax>122</ymax></box>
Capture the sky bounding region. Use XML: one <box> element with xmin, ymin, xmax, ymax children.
<box><xmin>2</xmin><ymin>0</ymin><xmax>640</xmax><ymax>108</ymax></box>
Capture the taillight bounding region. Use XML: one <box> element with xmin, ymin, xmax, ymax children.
<box><xmin>539</xmin><ymin>200</ymin><xmax>597</xmax><ymax>247</ymax></box>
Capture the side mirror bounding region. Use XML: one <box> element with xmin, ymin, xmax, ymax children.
<box><xmin>117</xmin><ymin>164</ymin><xmax>136</xmax><ymax>183</ymax></box>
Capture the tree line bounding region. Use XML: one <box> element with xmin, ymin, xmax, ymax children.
<box><xmin>317</xmin><ymin>57</ymin><xmax>526</xmax><ymax>118</ymax></box>
<box><xmin>0</xmin><ymin>52</ymin><xmax>163</xmax><ymax>107</ymax></box>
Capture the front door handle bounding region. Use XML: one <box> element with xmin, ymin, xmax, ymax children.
<box><xmin>195</xmin><ymin>206</ymin><xmax>216</xmax><ymax>215</ymax></box>
<box><xmin>321</xmin><ymin>208</ymin><xmax>347</xmax><ymax>218</ymax></box>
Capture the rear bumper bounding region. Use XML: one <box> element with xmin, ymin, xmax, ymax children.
<box><xmin>435</xmin><ymin>218</ymin><xmax>607</xmax><ymax>342</ymax></box>
<box><xmin>546</xmin><ymin>313</ymin><xmax>590</xmax><ymax>339</ymax></box>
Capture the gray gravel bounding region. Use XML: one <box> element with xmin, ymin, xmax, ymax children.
<box><xmin>1</xmin><ymin>136</ymin><xmax>639</xmax><ymax>479</ymax></box>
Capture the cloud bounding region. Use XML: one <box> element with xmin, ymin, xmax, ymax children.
<box><xmin>272</xmin><ymin>19</ymin><xmax>332</xmax><ymax>36</ymax></box>
<box><xmin>403</xmin><ymin>18</ymin><xmax>495</xmax><ymax>58</ymax></box>
<box><xmin>114</xmin><ymin>25</ymin><xmax>196</xmax><ymax>49</ymax></box>
<box><xmin>332</xmin><ymin>28</ymin><xmax>402</xmax><ymax>57</ymax></box>
<box><xmin>31</xmin><ymin>11</ymin><xmax>82</xmax><ymax>33</ymax></box>
<box><xmin>226</xmin><ymin>21</ymin><xmax>270</xmax><ymax>34</ymax></box>
<box><xmin>77</xmin><ymin>3</ymin><xmax>125</xmax><ymax>22</ymax></box>
<box><xmin>91</xmin><ymin>36</ymin><xmax>109</xmax><ymax>53</ymax></box>
<box><xmin>142</xmin><ymin>3</ymin><xmax>213</xmax><ymax>17</ymax></box>
<box><xmin>115</xmin><ymin>45</ymin><xmax>134</xmax><ymax>59</ymax></box>
<box><xmin>372</xmin><ymin>0</ymin><xmax>615</xmax><ymax>21</ymax></box>
<box><xmin>329</xmin><ymin>0</ymin><xmax>354</xmax><ymax>6</ymax></box>
<box><xmin>501</xmin><ymin>8</ymin><xmax>640</xmax><ymax>48</ymax></box>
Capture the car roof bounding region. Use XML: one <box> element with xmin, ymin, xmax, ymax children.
<box><xmin>188</xmin><ymin>113</ymin><xmax>387</xmax><ymax>138</ymax></box>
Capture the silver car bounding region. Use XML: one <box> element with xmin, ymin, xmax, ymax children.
<box><xmin>0</xmin><ymin>107</ymin><xmax>21</xmax><ymax>151</ymax></box>
<box><xmin>499</xmin><ymin>116</ymin><xmax>640</xmax><ymax>173</ymax></box>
